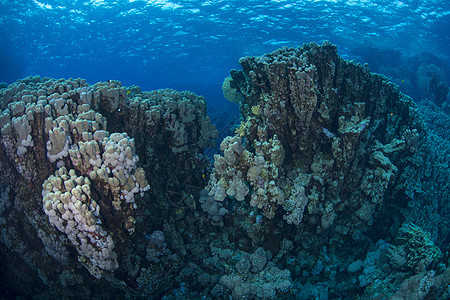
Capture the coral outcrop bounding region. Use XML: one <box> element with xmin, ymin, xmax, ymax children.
<box><xmin>208</xmin><ymin>42</ymin><xmax>423</xmax><ymax>238</ymax></box>
<box><xmin>0</xmin><ymin>76</ymin><xmax>217</xmax><ymax>293</ymax></box>
<box><xmin>205</xmin><ymin>42</ymin><xmax>449</xmax><ymax>299</ymax></box>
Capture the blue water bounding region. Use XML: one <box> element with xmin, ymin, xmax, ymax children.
<box><xmin>1</xmin><ymin>0</ymin><xmax>449</xmax><ymax>108</ymax></box>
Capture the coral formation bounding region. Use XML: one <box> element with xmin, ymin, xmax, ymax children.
<box><xmin>42</xmin><ymin>167</ymin><xmax>118</xmax><ymax>278</ymax></box>
<box><xmin>198</xmin><ymin>188</ymin><xmax>229</xmax><ymax>224</ymax></box>
<box><xmin>0</xmin><ymin>42</ymin><xmax>449</xmax><ymax>299</ymax></box>
<box><xmin>205</xmin><ymin>42</ymin><xmax>449</xmax><ymax>298</ymax></box>
<box><xmin>388</xmin><ymin>222</ymin><xmax>442</xmax><ymax>273</ymax></box>
<box><xmin>218</xmin><ymin>247</ymin><xmax>292</xmax><ymax>299</ymax></box>
<box><xmin>0</xmin><ymin>76</ymin><xmax>217</xmax><ymax>289</ymax></box>
<box><xmin>208</xmin><ymin>42</ymin><xmax>424</xmax><ymax>239</ymax></box>
<box><xmin>222</xmin><ymin>76</ymin><xmax>244</xmax><ymax>103</ymax></box>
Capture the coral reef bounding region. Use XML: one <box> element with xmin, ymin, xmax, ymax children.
<box><xmin>208</xmin><ymin>41</ymin><xmax>424</xmax><ymax>239</ymax></box>
<box><xmin>206</xmin><ymin>42</ymin><xmax>449</xmax><ymax>298</ymax></box>
<box><xmin>0</xmin><ymin>76</ymin><xmax>217</xmax><ymax>295</ymax></box>
<box><xmin>0</xmin><ymin>42</ymin><xmax>449</xmax><ymax>299</ymax></box>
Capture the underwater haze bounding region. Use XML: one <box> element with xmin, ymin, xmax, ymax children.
<box><xmin>0</xmin><ymin>0</ymin><xmax>450</xmax><ymax>299</ymax></box>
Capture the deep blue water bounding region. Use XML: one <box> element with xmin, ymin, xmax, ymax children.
<box><xmin>1</xmin><ymin>0</ymin><xmax>449</xmax><ymax>108</ymax></box>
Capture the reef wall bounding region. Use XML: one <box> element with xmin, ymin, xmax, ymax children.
<box><xmin>0</xmin><ymin>42</ymin><xmax>448</xmax><ymax>299</ymax></box>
